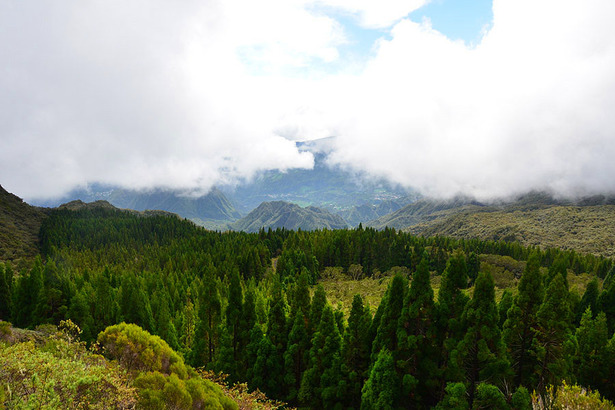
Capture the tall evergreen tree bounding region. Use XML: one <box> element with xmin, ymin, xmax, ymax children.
<box><xmin>0</xmin><ymin>263</ymin><xmax>13</xmax><ymax>321</ymax></box>
<box><xmin>396</xmin><ymin>254</ymin><xmax>439</xmax><ymax>407</ymax></box>
<box><xmin>360</xmin><ymin>349</ymin><xmax>398</xmax><ymax>410</ymax></box>
<box><xmin>190</xmin><ymin>270</ymin><xmax>221</xmax><ymax>367</ymax></box>
<box><xmin>299</xmin><ymin>305</ymin><xmax>343</xmax><ymax>409</ymax></box>
<box><xmin>339</xmin><ymin>294</ymin><xmax>372</xmax><ymax>410</ymax></box>
<box><xmin>284</xmin><ymin>312</ymin><xmax>311</xmax><ymax>403</ymax></box>
<box><xmin>13</xmin><ymin>257</ymin><xmax>44</xmax><ymax>327</ymax></box>
<box><xmin>226</xmin><ymin>270</ymin><xmax>243</xmax><ymax>364</ymax></box>
<box><xmin>436</xmin><ymin>250</ymin><xmax>470</xmax><ymax>394</ymax></box>
<box><xmin>451</xmin><ymin>271</ymin><xmax>508</xmax><ymax>407</ymax></box>
<box><xmin>574</xmin><ymin>309</ymin><xmax>609</xmax><ymax>395</ymax></box>
<box><xmin>371</xmin><ymin>274</ymin><xmax>407</xmax><ymax>361</ymax></box>
<box><xmin>503</xmin><ymin>252</ymin><xmax>543</xmax><ymax>388</ymax></box>
<box><xmin>534</xmin><ymin>273</ymin><xmax>572</xmax><ymax>394</ymax></box>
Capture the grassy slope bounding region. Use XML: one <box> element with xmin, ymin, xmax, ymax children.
<box><xmin>410</xmin><ymin>205</ymin><xmax>615</xmax><ymax>257</ymax></box>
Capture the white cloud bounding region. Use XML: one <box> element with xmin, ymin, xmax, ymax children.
<box><xmin>1</xmin><ymin>0</ymin><xmax>614</xmax><ymax>201</ymax></box>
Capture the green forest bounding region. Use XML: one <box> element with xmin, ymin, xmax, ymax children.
<box><xmin>2</xmin><ymin>207</ymin><xmax>615</xmax><ymax>408</ymax></box>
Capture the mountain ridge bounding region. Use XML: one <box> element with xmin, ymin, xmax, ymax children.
<box><xmin>230</xmin><ymin>201</ymin><xmax>348</xmax><ymax>232</ymax></box>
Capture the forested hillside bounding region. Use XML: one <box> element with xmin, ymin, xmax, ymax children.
<box><xmin>0</xmin><ymin>185</ymin><xmax>47</xmax><ymax>262</ymax></box>
<box><xmin>2</xmin><ymin>205</ymin><xmax>615</xmax><ymax>408</ymax></box>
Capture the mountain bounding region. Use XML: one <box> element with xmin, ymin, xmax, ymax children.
<box><xmin>230</xmin><ymin>201</ymin><xmax>348</xmax><ymax>232</ymax></box>
<box><xmin>0</xmin><ymin>185</ymin><xmax>48</xmax><ymax>261</ymax></box>
<box><xmin>367</xmin><ymin>192</ymin><xmax>615</xmax><ymax>257</ymax></box>
<box><xmin>221</xmin><ymin>139</ymin><xmax>416</xmax><ymax>214</ymax></box>
<box><xmin>337</xmin><ymin>199</ymin><xmax>409</xmax><ymax>227</ymax></box>
<box><xmin>367</xmin><ymin>196</ymin><xmax>484</xmax><ymax>230</ymax></box>
<box><xmin>31</xmin><ymin>185</ymin><xmax>241</xmax><ymax>229</ymax></box>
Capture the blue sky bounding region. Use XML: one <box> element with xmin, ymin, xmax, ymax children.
<box><xmin>410</xmin><ymin>0</ymin><xmax>493</xmax><ymax>45</ymax></box>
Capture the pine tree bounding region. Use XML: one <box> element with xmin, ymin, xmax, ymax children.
<box><xmin>13</xmin><ymin>257</ymin><xmax>44</xmax><ymax>327</ymax></box>
<box><xmin>396</xmin><ymin>254</ymin><xmax>439</xmax><ymax>407</ymax></box>
<box><xmin>576</xmin><ymin>278</ymin><xmax>599</xmax><ymax>324</ymax></box>
<box><xmin>598</xmin><ymin>279</ymin><xmax>615</xmax><ymax>334</ymax></box>
<box><xmin>534</xmin><ymin>273</ymin><xmax>572</xmax><ymax>394</ymax></box>
<box><xmin>284</xmin><ymin>312</ymin><xmax>311</xmax><ymax>403</ymax></box>
<box><xmin>436</xmin><ymin>251</ymin><xmax>470</xmax><ymax>393</ymax></box>
<box><xmin>226</xmin><ymin>270</ymin><xmax>243</xmax><ymax>365</ymax></box>
<box><xmin>452</xmin><ymin>271</ymin><xmax>508</xmax><ymax>407</ymax></box>
<box><xmin>252</xmin><ymin>334</ymin><xmax>285</xmax><ymax>399</ymax></box>
<box><xmin>0</xmin><ymin>263</ymin><xmax>13</xmax><ymax>321</ymax></box>
<box><xmin>503</xmin><ymin>252</ymin><xmax>543</xmax><ymax>388</ymax></box>
<box><xmin>497</xmin><ymin>290</ymin><xmax>513</xmax><ymax>329</ymax></box>
<box><xmin>574</xmin><ymin>309</ymin><xmax>609</xmax><ymax>396</ymax></box>
<box><xmin>371</xmin><ymin>274</ymin><xmax>407</xmax><ymax>361</ymax></box>
<box><xmin>190</xmin><ymin>270</ymin><xmax>221</xmax><ymax>367</ymax></box>
<box><xmin>360</xmin><ymin>349</ymin><xmax>398</xmax><ymax>410</ymax></box>
<box><xmin>339</xmin><ymin>294</ymin><xmax>372</xmax><ymax>410</ymax></box>
<box><xmin>299</xmin><ymin>305</ymin><xmax>343</xmax><ymax>409</ymax></box>
<box><xmin>178</xmin><ymin>291</ymin><xmax>197</xmax><ymax>355</ymax></box>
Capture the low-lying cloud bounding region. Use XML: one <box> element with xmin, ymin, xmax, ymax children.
<box><xmin>1</xmin><ymin>0</ymin><xmax>614</xmax><ymax>201</ymax></box>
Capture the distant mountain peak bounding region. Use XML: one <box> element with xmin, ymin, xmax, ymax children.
<box><xmin>231</xmin><ymin>200</ymin><xmax>347</xmax><ymax>232</ymax></box>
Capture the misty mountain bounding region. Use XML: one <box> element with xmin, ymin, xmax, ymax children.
<box><xmin>230</xmin><ymin>201</ymin><xmax>348</xmax><ymax>232</ymax></box>
<box><xmin>221</xmin><ymin>139</ymin><xmax>416</xmax><ymax>214</ymax></box>
<box><xmin>32</xmin><ymin>185</ymin><xmax>241</xmax><ymax>229</ymax></box>
<box><xmin>367</xmin><ymin>196</ymin><xmax>484</xmax><ymax>230</ymax></box>
<box><xmin>337</xmin><ymin>199</ymin><xmax>408</xmax><ymax>227</ymax></box>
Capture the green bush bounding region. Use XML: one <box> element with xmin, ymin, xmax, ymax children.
<box><xmin>98</xmin><ymin>322</ymin><xmax>189</xmax><ymax>378</ymax></box>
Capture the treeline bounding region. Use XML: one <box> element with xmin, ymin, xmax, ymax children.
<box><xmin>1</xmin><ymin>207</ymin><xmax>615</xmax><ymax>408</ymax></box>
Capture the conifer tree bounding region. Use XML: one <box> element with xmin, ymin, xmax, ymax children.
<box><xmin>436</xmin><ymin>250</ymin><xmax>470</xmax><ymax>391</ymax></box>
<box><xmin>0</xmin><ymin>263</ymin><xmax>13</xmax><ymax>321</ymax></box>
<box><xmin>14</xmin><ymin>257</ymin><xmax>44</xmax><ymax>327</ymax></box>
<box><xmin>252</xmin><ymin>334</ymin><xmax>285</xmax><ymax>399</ymax></box>
<box><xmin>178</xmin><ymin>291</ymin><xmax>197</xmax><ymax>355</ymax></box>
<box><xmin>290</xmin><ymin>269</ymin><xmax>311</xmax><ymax>322</ymax></box>
<box><xmin>309</xmin><ymin>284</ymin><xmax>327</xmax><ymax>337</ymax></box>
<box><xmin>576</xmin><ymin>278</ymin><xmax>599</xmax><ymax>324</ymax></box>
<box><xmin>339</xmin><ymin>294</ymin><xmax>372</xmax><ymax>410</ymax></box>
<box><xmin>598</xmin><ymin>279</ymin><xmax>615</xmax><ymax>334</ymax></box>
<box><xmin>226</xmin><ymin>270</ymin><xmax>243</xmax><ymax>363</ymax></box>
<box><xmin>534</xmin><ymin>273</ymin><xmax>572</xmax><ymax>394</ymax></box>
<box><xmin>371</xmin><ymin>274</ymin><xmax>407</xmax><ymax>361</ymax></box>
<box><xmin>299</xmin><ymin>305</ymin><xmax>343</xmax><ymax>409</ymax></box>
<box><xmin>190</xmin><ymin>270</ymin><xmax>221</xmax><ymax>367</ymax></box>
<box><xmin>574</xmin><ymin>309</ymin><xmax>609</xmax><ymax>395</ymax></box>
<box><xmin>396</xmin><ymin>254</ymin><xmax>439</xmax><ymax>406</ymax></box>
<box><xmin>497</xmin><ymin>290</ymin><xmax>513</xmax><ymax>329</ymax></box>
<box><xmin>267</xmin><ymin>277</ymin><xmax>288</xmax><ymax>352</ymax></box>
<box><xmin>503</xmin><ymin>252</ymin><xmax>543</xmax><ymax>388</ymax></box>
<box><xmin>284</xmin><ymin>312</ymin><xmax>311</xmax><ymax>403</ymax></box>
<box><xmin>452</xmin><ymin>271</ymin><xmax>508</xmax><ymax>407</ymax></box>
<box><xmin>360</xmin><ymin>349</ymin><xmax>398</xmax><ymax>410</ymax></box>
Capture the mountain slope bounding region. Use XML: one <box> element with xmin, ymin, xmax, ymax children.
<box><xmin>0</xmin><ymin>185</ymin><xmax>47</xmax><ymax>261</ymax></box>
<box><xmin>231</xmin><ymin>201</ymin><xmax>348</xmax><ymax>232</ymax></box>
<box><xmin>410</xmin><ymin>205</ymin><xmax>615</xmax><ymax>257</ymax></box>
<box><xmin>221</xmin><ymin>148</ymin><xmax>415</xmax><ymax>214</ymax></box>
<box><xmin>367</xmin><ymin>196</ymin><xmax>484</xmax><ymax>230</ymax></box>
<box><xmin>32</xmin><ymin>185</ymin><xmax>241</xmax><ymax>228</ymax></box>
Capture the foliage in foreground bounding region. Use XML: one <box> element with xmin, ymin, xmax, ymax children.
<box><xmin>0</xmin><ymin>320</ymin><xmax>136</xmax><ymax>409</ymax></box>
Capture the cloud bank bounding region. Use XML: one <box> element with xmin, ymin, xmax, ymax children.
<box><xmin>1</xmin><ymin>0</ymin><xmax>614</xmax><ymax>200</ymax></box>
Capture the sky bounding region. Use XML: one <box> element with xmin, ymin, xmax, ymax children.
<box><xmin>1</xmin><ymin>0</ymin><xmax>615</xmax><ymax>201</ymax></box>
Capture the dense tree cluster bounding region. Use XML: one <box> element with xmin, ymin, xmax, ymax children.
<box><xmin>2</xmin><ymin>207</ymin><xmax>615</xmax><ymax>408</ymax></box>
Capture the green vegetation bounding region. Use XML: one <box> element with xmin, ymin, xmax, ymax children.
<box><xmin>0</xmin><ymin>185</ymin><xmax>47</xmax><ymax>262</ymax></box>
<box><xmin>2</xmin><ymin>196</ymin><xmax>615</xmax><ymax>408</ymax></box>
<box><xmin>230</xmin><ymin>201</ymin><xmax>348</xmax><ymax>232</ymax></box>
